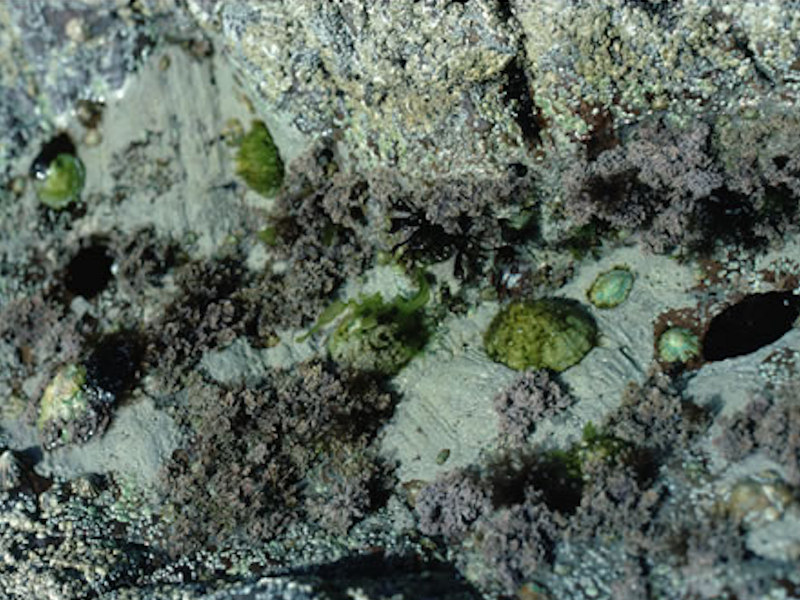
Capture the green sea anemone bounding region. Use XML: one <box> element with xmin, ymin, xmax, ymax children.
<box><xmin>657</xmin><ymin>327</ymin><xmax>700</xmax><ymax>363</ymax></box>
<box><xmin>587</xmin><ymin>266</ymin><xmax>634</xmax><ymax>309</ymax></box>
<box><xmin>235</xmin><ymin>120</ymin><xmax>284</xmax><ymax>197</ymax></box>
<box><xmin>33</xmin><ymin>153</ymin><xmax>85</xmax><ymax>209</ymax></box>
<box><xmin>484</xmin><ymin>298</ymin><xmax>598</xmax><ymax>372</ymax></box>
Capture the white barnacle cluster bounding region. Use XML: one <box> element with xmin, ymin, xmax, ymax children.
<box><xmin>0</xmin><ymin>450</ymin><xmax>22</xmax><ymax>492</ymax></box>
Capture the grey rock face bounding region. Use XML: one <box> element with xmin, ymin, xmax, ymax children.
<box><xmin>187</xmin><ymin>0</ymin><xmax>528</xmax><ymax>179</ymax></box>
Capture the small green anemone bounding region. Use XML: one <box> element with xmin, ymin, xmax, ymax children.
<box><xmin>235</xmin><ymin>120</ymin><xmax>284</xmax><ymax>196</ymax></box>
<box><xmin>657</xmin><ymin>327</ymin><xmax>700</xmax><ymax>363</ymax></box>
<box><xmin>33</xmin><ymin>153</ymin><xmax>85</xmax><ymax>209</ymax></box>
<box><xmin>484</xmin><ymin>298</ymin><xmax>598</xmax><ymax>372</ymax></box>
<box><xmin>587</xmin><ymin>266</ymin><xmax>634</xmax><ymax>309</ymax></box>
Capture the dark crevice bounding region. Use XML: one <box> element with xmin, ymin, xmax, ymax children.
<box><xmin>29</xmin><ymin>133</ymin><xmax>77</xmax><ymax>179</ymax></box>
<box><xmin>65</xmin><ymin>241</ymin><xmax>115</xmax><ymax>299</ymax></box>
<box><xmin>690</xmin><ymin>187</ymin><xmax>764</xmax><ymax>252</ymax></box>
<box><xmin>703</xmin><ymin>291</ymin><xmax>800</xmax><ymax>361</ymax></box>
<box><xmin>501</xmin><ymin>60</ymin><xmax>542</xmax><ymax>147</ymax></box>
<box><xmin>83</xmin><ymin>330</ymin><xmax>145</xmax><ymax>399</ymax></box>
<box><xmin>495</xmin><ymin>0</ymin><xmax>514</xmax><ymax>21</ymax></box>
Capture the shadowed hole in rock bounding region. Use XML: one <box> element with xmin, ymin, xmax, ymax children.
<box><xmin>83</xmin><ymin>330</ymin><xmax>145</xmax><ymax>400</ymax></box>
<box><xmin>66</xmin><ymin>242</ymin><xmax>114</xmax><ymax>299</ymax></box>
<box><xmin>692</xmin><ymin>187</ymin><xmax>764</xmax><ymax>252</ymax></box>
<box><xmin>29</xmin><ymin>133</ymin><xmax>76</xmax><ymax>178</ymax></box>
<box><xmin>703</xmin><ymin>291</ymin><xmax>800</xmax><ymax>361</ymax></box>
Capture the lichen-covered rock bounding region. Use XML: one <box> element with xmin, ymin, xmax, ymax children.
<box><xmin>484</xmin><ymin>298</ymin><xmax>597</xmax><ymax>372</ymax></box>
<box><xmin>515</xmin><ymin>1</ymin><xmax>800</xmax><ymax>140</ymax></box>
<box><xmin>0</xmin><ymin>0</ymin><xmax>177</xmax><ymax>178</ymax></box>
<box><xmin>187</xmin><ymin>0</ymin><xmax>527</xmax><ymax>180</ymax></box>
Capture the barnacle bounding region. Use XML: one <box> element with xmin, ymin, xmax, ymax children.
<box><xmin>484</xmin><ymin>298</ymin><xmax>598</xmax><ymax>372</ymax></box>
<box><xmin>235</xmin><ymin>120</ymin><xmax>284</xmax><ymax>197</ymax></box>
<box><xmin>657</xmin><ymin>327</ymin><xmax>700</xmax><ymax>363</ymax></box>
<box><xmin>587</xmin><ymin>266</ymin><xmax>633</xmax><ymax>308</ymax></box>
<box><xmin>0</xmin><ymin>450</ymin><xmax>23</xmax><ymax>491</ymax></box>
<box><xmin>36</xmin><ymin>333</ymin><xmax>142</xmax><ymax>450</ymax></box>
<box><xmin>724</xmin><ymin>472</ymin><xmax>796</xmax><ymax>527</ymax></box>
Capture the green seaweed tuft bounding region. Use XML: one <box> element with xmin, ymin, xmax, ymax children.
<box><xmin>235</xmin><ymin>120</ymin><xmax>284</xmax><ymax>197</ymax></box>
<box><xmin>306</xmin><ymin>273</ymin><xmax>432</xmax><ymax>376</ymax></box>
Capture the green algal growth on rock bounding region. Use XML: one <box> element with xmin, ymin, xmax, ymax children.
<box><xmin>35</xmin><ymin>331</ymin><xmax>142</xmax><ymax>450</ymax></box>
<box><xmin>484</xmin><ymin>298</ymin><xmax>597</xmax><ymax>372</ymax></box>
<box><xmin>311</xmin><ymin>274</ymin><xmax>431</xmax><ymax>375</ymax></box>
<box><xmin>235</xmin><ymin>120</ymin><xmax>284</xmax><ymax>196</ymax></box>
<box><xmin>587</xmin><ymin>266</ymin><xmax>634</xmax><ymax>309</ymax></box>
<box><xmin>33</xmin><ymin>153</ymin><xmax>85</xmax><ymax>209</ymax></box>
<box><xmin>547</xmin><ymin>422</ymin><xmax>629</xmax><ymax>482</ymax></box>
<box><xmin>571</xmin><ymin>422</ymin><xmax>629</xmax><ymax>476</ymax></box>
<box><xmin>657</xmin><ymin>327</ymin><xmax>700</xmax><ymax>363</ymax></box>
<box><xmin>37</xmin><ymin>364</ymin><xmax>91</xmax><ymax>449</ymax></box>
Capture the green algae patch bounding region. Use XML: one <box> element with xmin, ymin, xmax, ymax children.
<box><xmin>484</xmin><ymin>298</ymin><xmax>597</xmax><ymax>372</ymax></box>
<box><xmin>329</xmin><ymin>277</ymin><xmax>431</xmax><ymax>376</ymax></box>
<box><xmin>306</xmin><ymin>274</ymin><xmax>431</xmax><ymax>376</ymax></box>
<box><xmin>235</xmin><ymin>120</ymin><xmax>284</xmax><ymax>197</ymax></box>
<box><xmin>545</xmin><ymin>422</ymin><xmax>629</xmax><ymax>483</ymax></box>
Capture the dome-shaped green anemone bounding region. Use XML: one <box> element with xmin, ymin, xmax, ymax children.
<box><xmin>587</xmin><ymin>266</ymin><xmax>634</xmax><ymax>309</ymax></box>
<box><xmin>657</xmin><ymin>327</ymin><xmax>700</xmax><ymax>363</ymax></box>
<box><xmin>484</xmin><ymin>298</ymin><xmax>598</xmax><ymax>372</ymax></box>
<box><xmin>33</xmin><ymin>153</ymin><xmax>85</xmax><ymax>209</ymax></box>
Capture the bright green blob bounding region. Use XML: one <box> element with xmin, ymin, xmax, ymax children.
<box><xmin>235</xmin><ymin>120</ymin><xmax>284</xmax><ymax>197</ymax></box>
<box><xmin>587</xmin><ymin>267</ymin><xmax>634</xmax><ymax>308</ymax></box>
<box><xmin>326</xmin><ymin>275</ymin><xmax>431</xmax><ymax>375</ymax></box>
<box><xmin>484</xmin><ymin>298</ymin><xmax>598</xmax><ymax>372</ymax></box>
<box><xmin>657</xmin><ymin>327</ymin><xmax>700</xmax><ymax>363</ymax></box>
<box><xmin>33</xmin><ymin>153</ymin><xmax>85</xmax><ymax>209</ymax></box>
